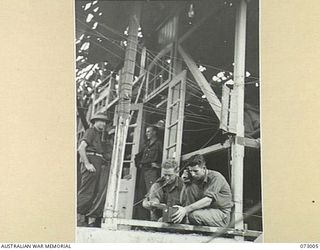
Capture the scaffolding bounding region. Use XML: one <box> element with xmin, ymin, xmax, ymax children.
<box><xmin>76</xmin><ymin>0</ymin><xmax>261</xmax><ymax>241</ymax></box>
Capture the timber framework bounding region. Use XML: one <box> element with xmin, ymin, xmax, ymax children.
<box><xmin>76</xmin><ymin>0</ymin><xmax>261</xmax><ymax>242</ymax></box>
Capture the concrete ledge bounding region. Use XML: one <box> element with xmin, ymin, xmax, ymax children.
<box><xmin>76</xmin><ymin>227</ymin><xmax>246</xmax><ymax>243</ymax></box>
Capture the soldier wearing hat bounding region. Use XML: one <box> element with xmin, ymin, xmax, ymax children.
<box><xmin>77</xmin><ymin>112</ymin><xmax>113</xmax><ymax>227</ymax></box>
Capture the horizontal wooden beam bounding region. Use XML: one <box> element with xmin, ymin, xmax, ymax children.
<box><xmin>144</xmin><ymin>78</ymin><xmax>170</xmax><ymax>103</ymax></box>
<box><xmin>156</xmin><ymin>98</ymin><xmax>167</xmax><ymax>108</ymax></box>
<box><xmin>178</xmin><ymin>45</ymin><xmax>221</xmax><ymax>120</ymax></box>
<box><xmin>181</xmin><ymin>138</ymin><xmax>259</xmax><ymax>162</ymax></box>
<box><xmin>181</xmin><ymin>141</ymin><xmax>230</xmax><ymax>161</ymax></box>
<box><xmin>115</xmin><ymin>219</ymin><xmax>261</xmax><ymax>238</ymax></box>
<box><xmin>236</xmin><ymin>137</ymin><xmax>260</xmax><ymax>148</ymax></box>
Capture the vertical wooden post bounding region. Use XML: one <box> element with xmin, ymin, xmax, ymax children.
<box><xmin>102</xmin><ymin>2</ymin><xmax>141</xmax><ymax>229</ymax></box>
<box><xmin>231</xmin><ymin>0</ymin><xmax>247</xmax><ymax>238</ymax></box>
<box><xmin>139</xmin><ymin>46</ymin><xmax>146</xmax><ymax>76</ymax></box>
<box><xmin>172</xmin><ymin>15</ymin><xmax>182</xmax><ymax>76</ymax></box>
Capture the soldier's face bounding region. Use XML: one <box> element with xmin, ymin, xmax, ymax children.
<box><xmin>95</xmin><ymin>120</ymin><xmax>106</xmax><ymax>130</ymax></box>
<box><xmin>162</xmin><ymin>168</ymin><xmax>177</xmax><ymax>184</ymax></box>
<box><xmin>145</xmin><ymin>127</ymin><xmax>155</xmax><ymax>140</ymax></box>
<box><xmin>189</xmin><ymin>164</ymin><xmax>206</xmax><ymax>181</ymax></box>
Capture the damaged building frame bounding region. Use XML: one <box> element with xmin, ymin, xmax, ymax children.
<box><xmin>76</xmin><ymin>0</ymin><xmax>262</xmax><ymax>241</ymax></box>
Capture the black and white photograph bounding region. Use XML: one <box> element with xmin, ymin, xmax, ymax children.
<box><xmin>75</xmin><ymin>0</ymin><xmax>261</xmax><ymax>243</ymax></box>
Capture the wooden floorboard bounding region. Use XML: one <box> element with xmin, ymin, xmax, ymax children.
<box><xmin>113</xmin><ymin>219</ymin><xmax>262</xmax><ymax>238</ymax></box>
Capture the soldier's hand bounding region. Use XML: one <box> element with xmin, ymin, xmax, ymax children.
<box><xmin>149</xmin><ymin>200</ymin><xmax>160</xmax><ymax>207</ymax></box>
<box><xmin>151</xmin><ymin>163</ymin><xmax>160</xmax><ymax>169</ymax></box>
<box><xmin>142</xmin><ymin>199</ymin><xmax>150</xmax><ymax>209</ymax></box>
<box><xmin>171</xmin><ymin>205</ymin><xmax>187</xmax><ymax>224</ymax></box>
<box><xmin>85</xmin><ymin>163</ymin><xmax>96</xmax><ymax>173</ymax></box>
<box><xmin>181</xmin><ymin>169</ymin><xmax>191</xmax><ymax>183</ymax></box>
<box><xmin>142</xmin><ymin>200</ymin><xmax>154</xmax><ymax>209</ymax></box>
<box><xmin>143</xmin><ymin>199</ymin><xmax>160</xmax><ymax>209</ymax></box>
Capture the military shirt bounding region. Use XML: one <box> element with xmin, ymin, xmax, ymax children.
<box><xmin>139</xmin><ymin>139</ymin><xmax>163</xmax><ymax>166</ymax></box>
<box><xmin>148</xmin><ymin>176</ymin><xmax>184</xmax><ymax>207</ymax></box>
<box><xmin>80</xmin><ymin>127</ymin><xmax>113</xmax><ymax>161</ymax></box>
<box><xmin>181</xmin><ymin>170</ymin><xmax>233</xmax><ymax>210</ymax></box>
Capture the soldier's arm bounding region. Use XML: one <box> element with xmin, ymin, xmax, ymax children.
<box><xmin>171</xmin><ymin>197</ymin><xmax>213</xmax><ymax>224</ymax></box>
<box><xmin>185</xmin><ymin>197</ymin><xmax>213</xmax><ymax>213</ymax></box>
<box><xmin>78</xmin><ymin>141</ymin><xmax>96</xmax><ymax>172</ymax></box>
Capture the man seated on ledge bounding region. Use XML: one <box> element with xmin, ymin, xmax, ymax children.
<box><xmin>172</xmin><ymin>154</ymin><xmax>233</xmax><ymax>227</ymax></box>
<box><xmin>142</xmin><ymin>159</ymin><xmax>184</xmax><ymax>221</ymax></box>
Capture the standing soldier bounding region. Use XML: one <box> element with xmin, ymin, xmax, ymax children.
<box><xmin>134</xmin><ymin>121</ymin><xmax>164</xmax><ymax>220</ymax></box>
<box><xmin>77</xmin><ymin>112</ymin><xmax>113</xmax><ymax>227</ymax></box>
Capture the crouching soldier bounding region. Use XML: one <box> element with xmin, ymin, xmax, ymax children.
<box><xmin>142</xmin><ymin>159</ymin><xmax>184</xmax><ymax>221</ymax></box>
<box><xmin>172</xmin><ymin>154</ymin><xmax>233</xmax><ymax>227</ymax></box>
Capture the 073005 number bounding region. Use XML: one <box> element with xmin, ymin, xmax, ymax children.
<box><xmin>300</xmin><ymin>244</ymin><xmax>319</xmax><ymax>248</ymax></box>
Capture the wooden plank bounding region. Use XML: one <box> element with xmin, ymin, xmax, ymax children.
<box><xmin>104</xmin><ymin>2</ymin><xmax>141</xmax><ymax>225</ymax></box>
<box><xmin>105</xmin><ymin>72</ymin><xmax>145</xmax><ymax>111</ymax></box>
<box><xmin>139</xmin><ymin>46</ymin><xmax>147</xmax><ymax>75</ymax></box>
<box><xmin>94</xmin><ymin>85</ymin><xmax>110</xmax><ymax>104</ymax></box>
<box><xmin>133</xmin><ymin>73</ymin><xmax>146</xmax><ymax>105</ymax></box>
<box><xmin>133</xmin><ymin>71</ymin><xmax>146</xmax><ymax>86</ymax></box>
<box><xmin>144</xmin><ymin>78</ymin><xmax>170</xmax><ymax>103</ymax></box>
<box><xmin>162</xmin><ymin>70</ymin><xmax>186</xmax><ymax>162</ymax></box>
<box><xmin>236</xmin><ymin>137</ymin><xmax>260</xmax><ymax>148</ymax></box>
<box><xmin>123</xmin><ymin>104</ymin><xmax>143</xmax><ymax>219</ymax></box>
<box><xmin>181</xmin><ymin>141</ymin><xmax>230</xmax><ymax>161</ymax></box>
<box><xmin>173</xmin><ymin>70</ymin><xmax>186</xmax><ymax>162</ymax></box>
<box><xmin>145</xmin><ymin>43</ymin><xmax>173</xmax><ymax>100</ymax></box>
<box><xmin>155</xmin><ymin>98</ymin><xmax>167</xmax><ymax>108</ymax></box>
<box><xmin>220</xmin><ymin>83</ymin><xmax>235</xmax><ymax>133</ymax></box>
<box><xmin>231</xmin><ymin>0</ymin><xmax>247</xmax><ymax>239</ymax></box>
<box><xmin>178</xmin><ymin>45</ymin><xmax>221</xmax><ymax>120</ymax></box>
<box><xmin>115</xmin><ymin>219</ymin><xmax>262</xmax><ymax>238</ymax></box>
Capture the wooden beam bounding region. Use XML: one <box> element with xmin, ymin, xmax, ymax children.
<box><xmin>162</xmin><ymin>70</ymin><xmax>186</xmax><ymax>162</ymax></box>
<box><xmin>181</xmin><ymin>141</ymin><xmax>230</xmax><ymax>161</ymax></box>
<box><xmin>104</xmin><ymin>72</ymin><xmax>146</xmax><ymax>111</ymax></box>
<box><xmin>155</xmin><ymin>98</ymin><xmax>167</xmax><ymax>109</ymax></box>
<box><xmin>178</xmin><ymin>45</ymin><xmax>221</xmax><ymax>120</ymax></box>
<box><xmin>231</xmin><ymin>0</ymin><xmax>247</xmax><ymax>238</ymax></box>
<box><xmin>139</xmin><ymin>46</ymin><xmax>147</xmax><ymax>75</ymax></box>
<box><xmin>236</xmin><ymin>137</ymin><xmax>260</xmax><ymax>148</ymax></box>
<box><xmin>104</xmin><ymin>2</ymin><xmax>141</xmax><ymax>225</ymax></box>
<box><xmin>115</xmin><ymin>219</ymin><xmax>262</xmax><ymax>238</ymax></box>
<box><xmin>144</xmin><ymin>78</ymin><xmax>170</xmax><ymax>103</ymax></box>
<box><xmin>133</xmin><ymin>74</ymin><xmax>145</xmax><ymax>105</ymax></box>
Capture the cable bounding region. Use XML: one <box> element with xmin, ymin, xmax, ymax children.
<box><xmin>143</xmin><ymin>105</ymin><xmax>217</xmax><ymax>126</ymax></box>
<box><xmin>76</xmin><ymin>15</ymin><xmax>259</xmax><ymax>137</ymax></box>
<box><xmin>77</xmin><ymin>17</ymin><xmax>251</xmax><ymax>114</ymax></box>
<box><xmin>205</xmin><ymin>202</ymin><xmax>262</xmax><ymax>242</ymax></box>
<box><xmin>81</xmin><ymin>11</ymin><xmax>259</xmax><ymax>82</ymax></box>
<box><xmin>199</xmin><ymin>128</ymin><xmax>221</xmax><ymax>149</ymax></box>
<box><xmin>77</xmin><ymin>13</ymin><xmax>260</xmax><ymax>85</ymax></box>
